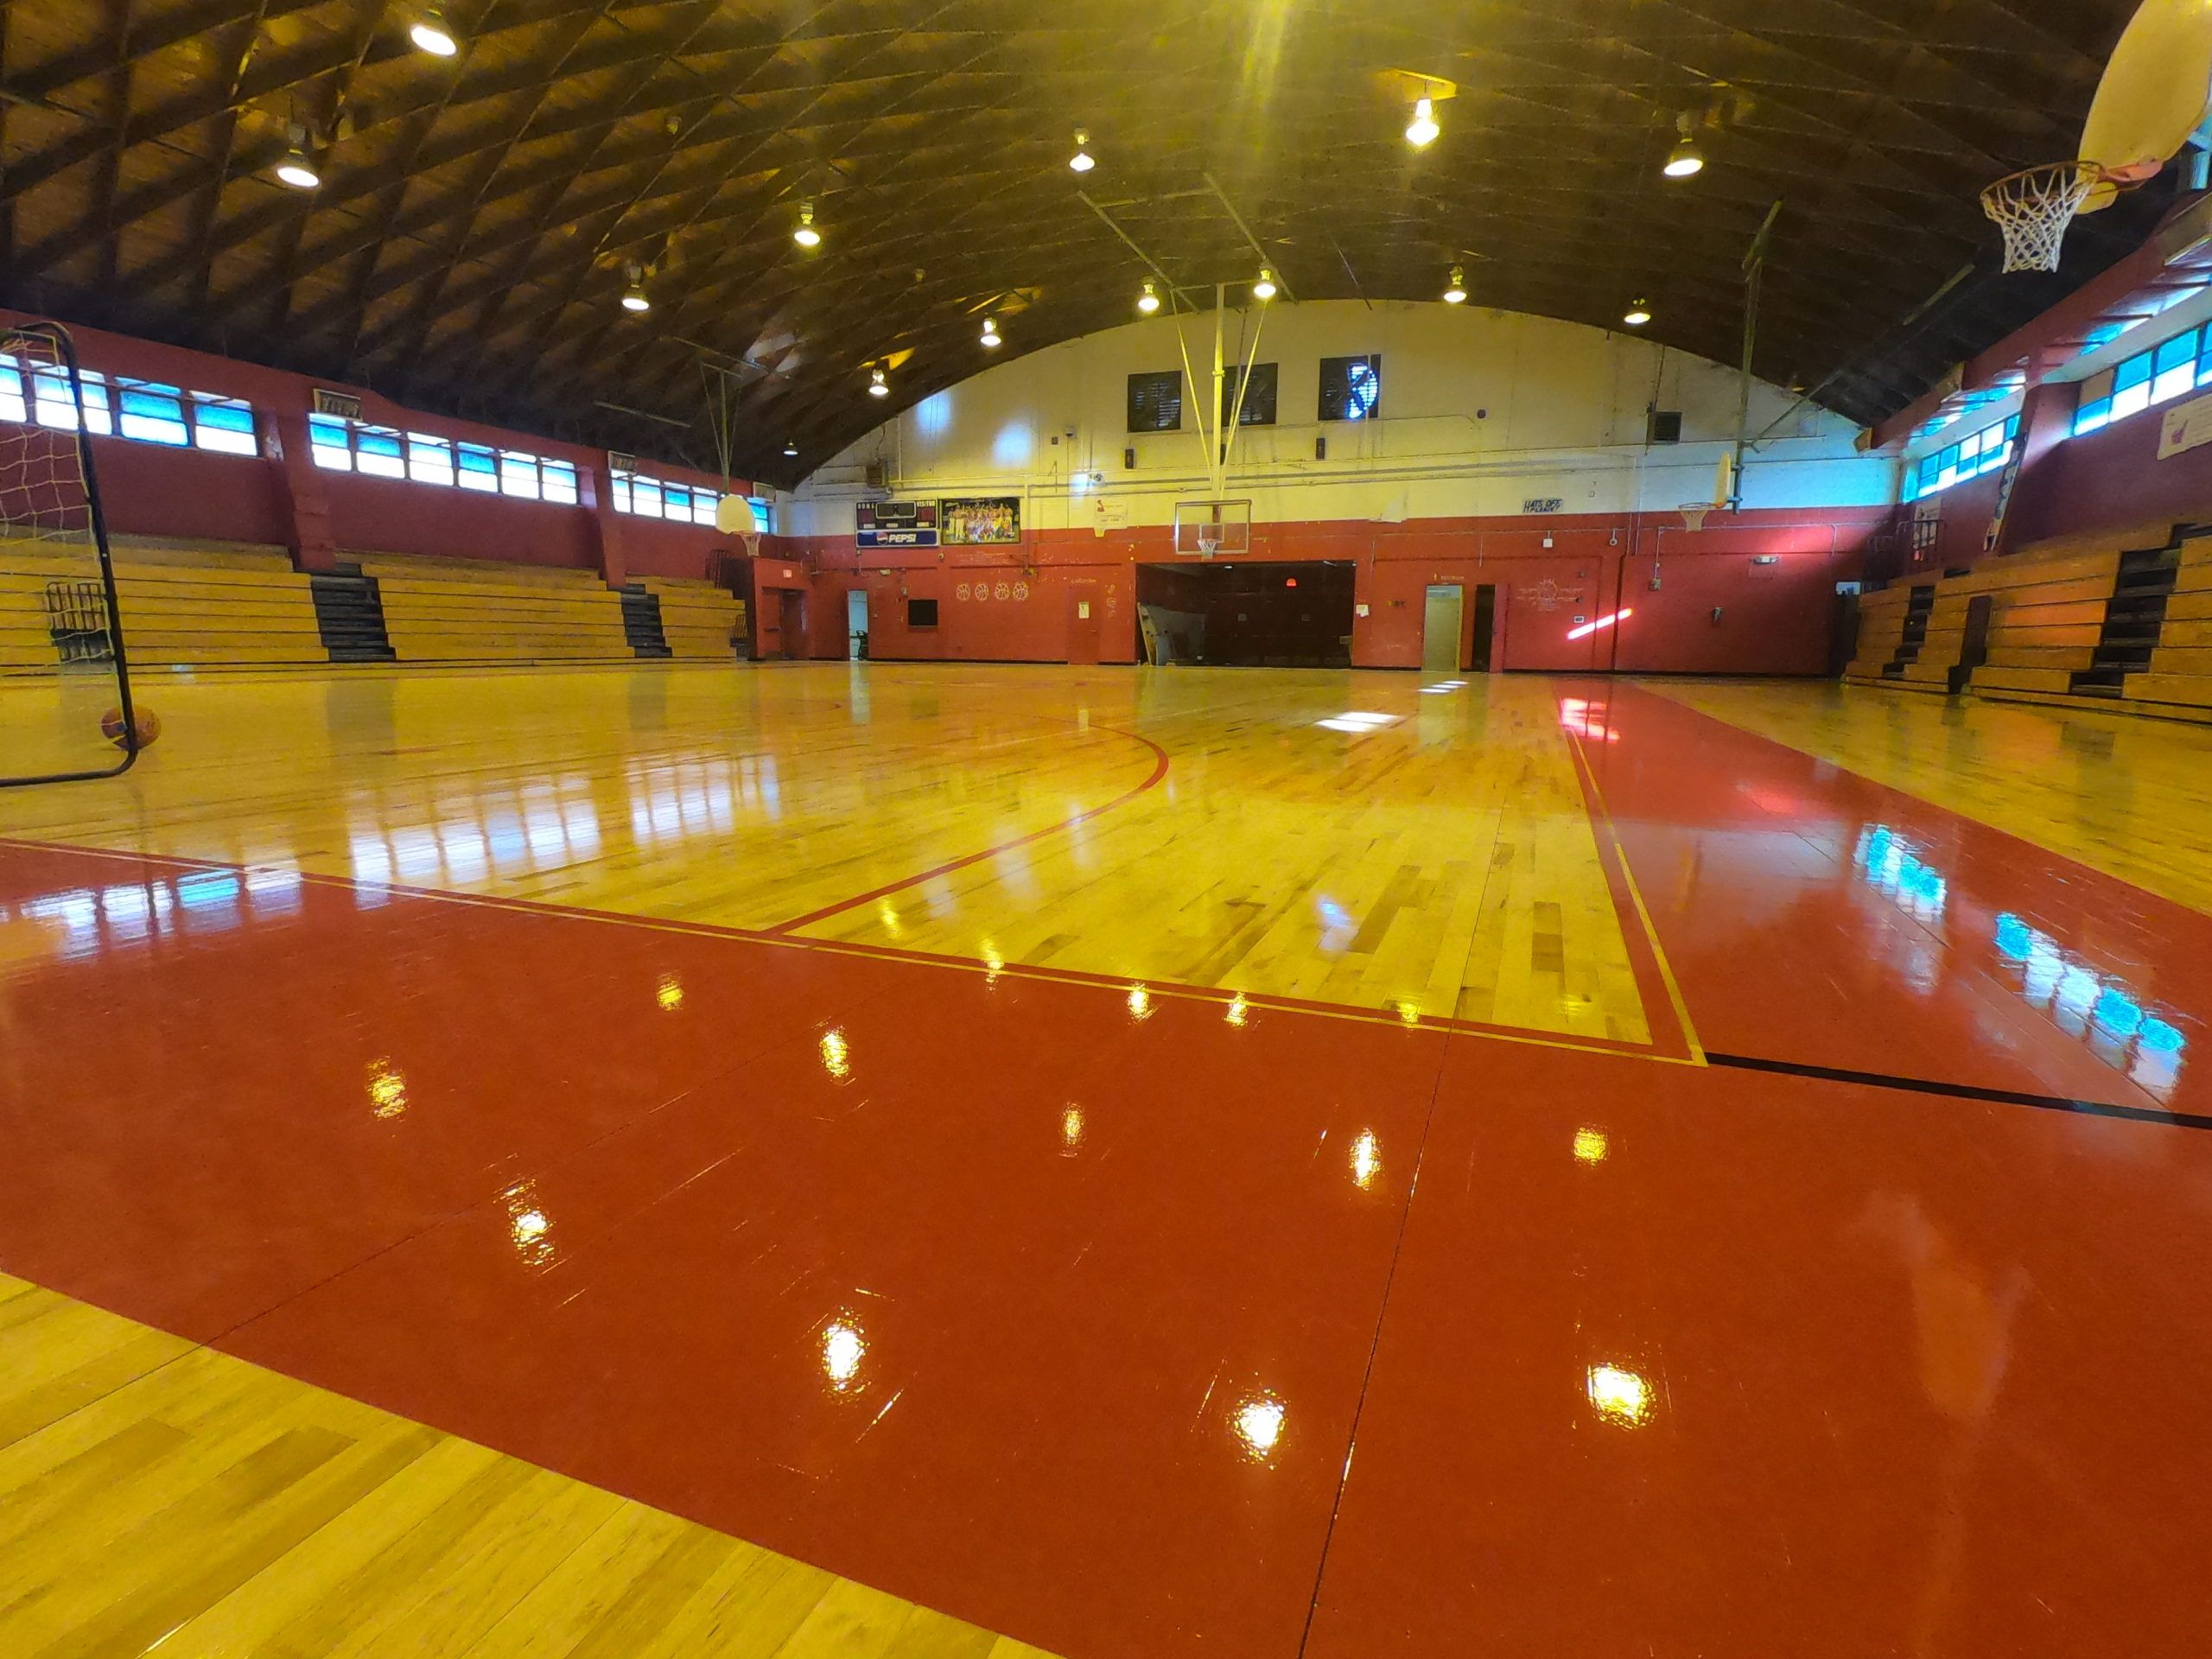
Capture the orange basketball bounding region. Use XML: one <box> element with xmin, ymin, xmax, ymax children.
<box><xmin>100</xmin><ymin>704</ymin><xmax>161</xmax><ymax>751</ymax></box>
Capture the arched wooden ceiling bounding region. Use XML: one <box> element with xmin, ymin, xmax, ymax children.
<box><xmin>0</xmin><ymin>1</ymin><xmax>2173</xmax><ymax>484</ymax></box>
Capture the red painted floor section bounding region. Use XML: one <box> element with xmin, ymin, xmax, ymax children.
<box><xmin>1</xmin><ymin>696</ymin><xmax>2208</xmax><ymax>1656</ymax></box>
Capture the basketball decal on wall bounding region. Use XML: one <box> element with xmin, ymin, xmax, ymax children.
<box><xmin>956</xmin><ymin>582</ymin><xmax>970</xmax><ymax>601</ymax></box>
<box><xmin>1014</xmin><ymin>582</ymin><xmax>1030</xmax><ymax>601</ymax></box>
<box><xmin>995</xmin><ymin>582</ymin><xmax>1011</xmax><ymax>601</ymax></box>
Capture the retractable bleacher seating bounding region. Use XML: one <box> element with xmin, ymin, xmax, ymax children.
<box><xmin>1</xmin><ymin>534</ymin><xmax>327</xmax><ymax>674</ymax></box>
<box><xmin>637</xmin><ymin>577</ymin><xmax>747</xmax><ymax>660</ymax></box>
<box><xmin>352</xmin><ymin>554</ymin><xmax>638</xmax><ymax>664</ymax></box>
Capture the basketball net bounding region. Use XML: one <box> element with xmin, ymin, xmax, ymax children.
<box><xmin>1678</xmin><ymin>503</ymin><xmax>1711</xmax><ymax>532</ymax></box>
<box><xmin>1197</xmin><ymin>526</ymin><xmax>1221</xmax><ymax>559</ymax></box>
<box><xmin>1980</xmin><ymin>162</ymin><xmax>2103</xmax><ymax>274</ymax></box>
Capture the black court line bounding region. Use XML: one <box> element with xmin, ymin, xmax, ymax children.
<box><xmin>1705</xmin><ymin>1052</ymin><xmax>2210</xmax><ymax>1132</ymax></box>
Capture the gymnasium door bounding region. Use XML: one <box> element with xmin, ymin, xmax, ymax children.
<box><xmin>1066</xmin><ymin>580</ymin><xmax>1102</xmax><ymax>664</ymax></box>
<box><xmin>846</xmin><ymin>590</ymin><xmax>868</xmax><ymax>660</ymax></box>
<box><xmin>777</xmin><ymin>589</ymin><xmax>808</xmax><ymax>659</ymax></box>
<box><xmin>1421</xmin><ymin>585</ymin><xmax>1463</xmax><ymax>675</ymax></box>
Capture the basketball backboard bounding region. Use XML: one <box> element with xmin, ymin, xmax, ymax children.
<box><xmin>1173</xmin><ymin>499</ymin><xmax>1253</xmax><ymax>559</ymax></box>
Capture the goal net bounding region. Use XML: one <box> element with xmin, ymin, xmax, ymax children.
<box><xmin>0</xmin><ymin>321</ymin><xmax>140</xmax><ymax>785</ymax></box>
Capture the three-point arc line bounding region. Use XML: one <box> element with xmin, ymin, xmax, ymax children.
<box><xmin>767</xmin><ymin>722</ymin><xmax>1173</xmax><ymax>934</ymax></box>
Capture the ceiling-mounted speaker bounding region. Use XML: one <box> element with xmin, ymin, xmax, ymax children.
<box><xmin>863</xmin><ymin>461</ymin><xmax>889</xmax><ymax>491</ymax></box>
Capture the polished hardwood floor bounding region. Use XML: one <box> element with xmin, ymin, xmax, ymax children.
<box><xmin>3</xmin><ymin>664</ymin><xmax>2209</xmax><ymax>1657</ymax></box>
<box><xmin>0</xmin><ymin>1274</ymin><xmax>1052</xmax><ymax>1658</ymax></box>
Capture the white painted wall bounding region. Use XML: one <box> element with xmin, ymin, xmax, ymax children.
<box><xmin>785</xmin><ymin>300</ymin><xmax>1897</xmax><ymax>536</ymax></box>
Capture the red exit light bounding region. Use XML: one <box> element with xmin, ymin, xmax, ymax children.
<box><xmin>1285</xmin><ymin>577</ymin><xmax>1299</xmax><ymax>588</ymax></box>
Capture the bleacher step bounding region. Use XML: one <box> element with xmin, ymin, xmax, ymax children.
<box><xmin>310</xmin><ymin>572</ymin><xmax>396</xmax><ymax>664</ymax></box>
<box><xmin>620</xmin><ymin>586</ymin><xmax>672</xmax><ymax>658</ymax></box>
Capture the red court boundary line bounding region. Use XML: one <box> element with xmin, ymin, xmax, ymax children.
<box><xmin>0</xmin><ymin>833</ymin><xmax>1697</xmax><ymax>1065</ymax></box>
<box><xmin>1564</xmin><ymin>727</ymin><xmax>1704</xmax><ymax>1065</ymax></box>
<box><xmin>766</xmin><ymin>721</ymin><xmax>1173</xmax><ymax>935</ymax></box>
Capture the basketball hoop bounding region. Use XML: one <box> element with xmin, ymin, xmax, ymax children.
<box><xmin>1196</xmin><ymin>526</ymin><xmax>1222</xmax><ymax>559</ymax></box>
<box><xmin>1678</xmin><ymin>503</ymin><xmax>1712</xmax><ymax>532</ymax></box>
<box><xmin>1980</xmin><ymin>162</ymin><xmax>2107</xmax><ymax>274</ymax></box>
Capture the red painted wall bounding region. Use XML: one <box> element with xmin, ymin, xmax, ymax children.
<box><xmin>3</xmin><ymin>308</ymin><xmax>745</xmax><ymax>581</ymax></box>
<box><xmin>781</xmin><ymin>510</ymin><xmax>1882</xmax><ymax>673</ymax></box>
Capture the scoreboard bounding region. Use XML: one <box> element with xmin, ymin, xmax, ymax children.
<box><xmin>856</xmin><ymin>500</ymin><xmax>939</xmax><ymax>549</ymax></box>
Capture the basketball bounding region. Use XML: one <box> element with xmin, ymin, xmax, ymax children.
<box><xmin>99</xmin><ymin>704</ymin><xmax>161</xmax><ymax>751</ymax></box>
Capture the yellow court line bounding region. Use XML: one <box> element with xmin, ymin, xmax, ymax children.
<box><xmin>0</xmin><ymin>832</ymin><xmax>1704</xmax><ymax>1070</ymax></box>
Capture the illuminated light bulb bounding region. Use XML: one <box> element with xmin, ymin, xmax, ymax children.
<box><xmin>1070</xmin><ymin>128</ymin><xmax>1096</xmax><ymax>172</ymax></box>
<box><xmin>620</xmin><ymin>279</ymin><xmax>650</xmax><ymax>314</ymax></box>
<box><xmin>868</xmin><ymin>365</ymin><xmax>890</xmax><ymax>397</ymax></box>
<box><xmin>1573</xmin><ymin>1126</ymin><xmax>1611</xmax><ymax>1164</ymax></box>
<box><xmin>1406</xmin><ymin>95</ymin><xmax>1440</xmax><ymax>148</ymax></box>
<box><xmin>1235</xmin><ymin>1395</ymin><xmax>1286</xmax><ymax>1459</ymax></box>
<box><xmin>1443</xmin><ymin>264</ymin><xmax>1467</xmax><ymax>304</ymax></box>
<box><xmin>793</xmin><ymin>200</ymin><xmax>822</xmax><ymax>248</ymax></box>
<box><xmin>1137</xmin><ymin>279</ymin><xmax>1160</xmax><ymax>315</ymax></box>
<box><xmin>782</xmin><ymin>439</ymin><xmax>799</xmax><ymax>457</ymax></box>
<box><xmin>1623</xmin><ymin>298</ymin><xmax>1653</xmax><ymax>328</ymax></box>
<box><xmin>1587</xmin><ymin>1363</ymin><xmax>1655</xmax><ymax>1427</ymax></box>
<box><xmin>1252</xmin><ymin>267</ymin><xmax>1278</xmax><ymax>302</ymax></box>
<box><xmin>276</xmin><ymin>146</ymin><xmax>321</xmax><ymax>190</ymax></box>
<box><xmin>410</xmin><ymin>8</ymin><xmax>459</xmax><ymax>55</ymax></box>
<box><xmin>980</xmin><ymin>315</ymin><xmax>1001</xmax><ymax>348</ymax></box>
<box><xmin>1664</xmin><ymin>116</ymin><xmax>1706</xmax><ymax>180</ymax></box>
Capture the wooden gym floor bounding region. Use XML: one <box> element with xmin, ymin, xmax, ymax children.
<box><xmin>1</xmin><ymin>664</ymin><xmax>2208</xmax><ymax>1656</ymax></box>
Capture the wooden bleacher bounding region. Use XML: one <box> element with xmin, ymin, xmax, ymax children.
<box><xmin>351</xmin><ymin>553</ymin><xmax>637</xmax><ymax>664</ymax></box>
<box><xmin>638</xmin><ymin>576</ymin><xmax>747</xmax><ymax>660</ymax></box>
<box><xmin>1</xmin><ymin>534</ymin><xmax>326</xmax><ymax>673</ymax></box>
<box><xmin>1849</xmin><ymin>523</ymin><xmax>2212</xmax><ymax>722</ymax></box>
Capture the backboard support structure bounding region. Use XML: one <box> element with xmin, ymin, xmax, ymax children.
<box><xmin>1173</xmin><ymin>499</ymin><xmax>1253</xmax><ymax>559</ymax></box>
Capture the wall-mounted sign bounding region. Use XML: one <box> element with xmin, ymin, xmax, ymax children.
<box><xmin>1523</xmin><ymin>497</ymin><xmax>1565</xmax><ymax>514</ymax></box>
<box><xmin>857</xmin><ymin>499</ymin><xmax>939</xmax><ymax>549</ymax></box>
<box><xmin>939</xmin><ymin>496</ymin><xmax>1020</xmax><ymax>545</ymax></box>
<box><xmin>2160</xmin><ymin>388</ymin><xmax>2212</xmax><ymax>459</ymax></box>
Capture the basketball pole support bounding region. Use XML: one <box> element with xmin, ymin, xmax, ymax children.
<box><xmin>0</xmin><ymin>320</ymin><xmax>141</xmax><ymax>789</ymax></box>
<box><xmin>1731</xmin><ymin>199</ymin><xmax>1784</xmax><ymax>515</ymax></box>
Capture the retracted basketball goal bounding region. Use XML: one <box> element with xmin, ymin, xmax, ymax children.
<box><xmin>0</xmin><ymin>321</ymin><xmax>142</xmax><ymax>786</ymax></box>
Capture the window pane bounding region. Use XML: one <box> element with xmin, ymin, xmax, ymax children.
<box><xmin>663</xmin><ymin>486</ymin><xmax>692</xmax><ymax>520</ymax></box>
<box><xmin>308</xmin><ymin>415</ymin><xmax>353</xmax><ymax>471</ymax></box>
<box><xmin>192</xmin><ymin>400</ymin><xmax>258</xmax><ymax>455</ymax></box>
<box><xmin>2153</xmin><ymin>329</ymin><xmax>2197</xmax><ymax>375</ymax></box>
<box><xmin>357</xmin><ymin>428</ymin><xmax>406</xmax><ymax>479</ymax></box>
<box><xmin>630</xmin><ymin>479</ymin><xmax>663</xmax><ymax>518</ymax></box>
<box><xmin>32</xmin><ymin>367</ymin><xmax>111</xmax><ymax>435</ymax></box>
<box><xmin>0</xmin><ymin>362</ymin><xmax>28</xmax><ymax>425</ymax></box>
<box><xmin>456</xmin><ymin>443</ymin><xmax>499</xmax><ymax>492</ymax></box>
<box><xmin>2114</xmin><ymin>352</ymin><xmax>2153</xmax><ymax>393</ymax></box>
<box><xmin>2075</xmin><ymin>398</ymin><xmax>2113</xmax><ymax>435</ymax></box>
<box><xmin>541</xmin><ymin>461</ymin><xmax>578</xmax><ymax>505</ymax></box>
<box><xmin>610</xmin><ymin>473</ymin><xmax>632</xmax><ymax>512</ymax></box>
<box><xmin>499</xmin><ymin>452</ymin><xmax>540</xmax><ymax>499</ymax></box>
<box><xmin>2079</xmin><ymin>368</ymin><xmax>2115</xmax><ymax>404</ymax></box>
<box><xmin>2113</xmin><ymin>380</ymin><xmax>2153</xmax><ymax>421</ymax></box>
<box><xmin>407</xmin><ymin>433</ymin><xmax>454</xmax><ymax>486</ymax></box>
<box><xmin>750</xmin><ymin>497</ymin><xmax>772</xmax><ymax>534</ymax></box>
<box><xmin>118</xmin><ymin>383</ymin><xmax>189</xmax><ymax>446</ymax></box>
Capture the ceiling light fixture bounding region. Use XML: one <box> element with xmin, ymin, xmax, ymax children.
<box><xmin>980</xmin><ymin>315</ymin><xmax>1001</xmax><ymax>348</ymax></box>
<box><xmin>275</xmin><ymin>142</ymin><xmax>321</xmax><ymax>191</ymax></box>
<box><xmin>1069</xmin><ymin>128</ymin><xmax>1096</xmax><ymax>173</ymax></box>
<box><xmin>1406</xmin><ymin>95</ymin><xmax>1440</xmax><ymax>148</ymax></box>
<box><xmin>1443</xmin><ymin>264</ymin><xmax>1467</xmax><ymax>304</ymax></box>
<box><xmin>868</xmin><ymin>365</ymin><xmax>889</xmax><ymax>397</ymax></box>
<box><xmin>620</xmin><ymin>263</ymin><xmax>650</xmax><ymax>314</ymax></box>
<box><xmin>793</xmin><ymin>200</ymin><xmax>822</xmax><ymax>248</ymax></box>
<box><xmin>410</xmin><ymin>7</ymin><xmax>459</xmax><ymax>56</ymax></box>
<box><xmin>1253</xmin><ymin>267</ymin><xmax>1278</xmax><ymax>302</ymax></box>
<box><xmin>1137</xmin><ymin>278</ymin><xmax>1160</xmax><ymax>315</ymax></box>
<box><xmin>1624</xmin><ymin>297</ymin><xmax>1653</xmax><ymax>327</ymax></box>
<box><xmin>1664</xmin><ymin>114</ymin><xmax>1706</xmax><ymax>180</ymax></box>
<box><xmin>782</xmin><ymin>439</ymin><xmax>799</xmax><ymax>457</ymax></box>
